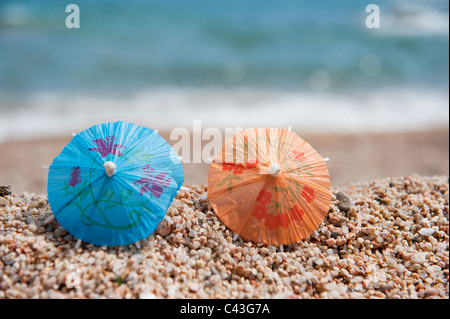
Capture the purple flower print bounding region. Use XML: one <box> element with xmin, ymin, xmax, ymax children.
<box><xmin>89</xmin><ymin>136</ymin><xmax>126</xmax><ymax>158</ymax></box>
<box><xmin>134</xmin><ymin>164</ymin><xmax>170</xmax><ymax>198</ymax></box>
<box><xmin>68</xmin><ymin>167</ymin><xmax>82</xmax><ymax>187</ymax></box>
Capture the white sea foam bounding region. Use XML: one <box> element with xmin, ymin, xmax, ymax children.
<box><xmin>381</xmin><ymin>2</ymin><xmax>449</xmax><ymax>36</ymax></box>
<box><xmin>0</xmin><ymin>87</ymin><xmax>448</xmax><ymax>143</ymax></box>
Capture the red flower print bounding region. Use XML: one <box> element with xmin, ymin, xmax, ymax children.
<box><xmin>222</xmin><ymin>162</ymin><xmax>244</xmax><ymax>175</ymax></box>
<box><xmin>252</xmin><ymin>204</ymin><xmax>268</xmax><ymax>220</ymax></box>
<box><xmin>301</xmin><ymin>186</ymin><xmax>315</xmax><ymax>203</ymax></box>
<box><xmin>256</xmin><ymin>190</ymin><xmax>272</xmax><ymax>205</ymax></box>
<box><xmin>253</xmin><ymin>188</ymin><xmax>306</xmax><ymax>230</ymax></box>
<box><xmin>293</xmin><ymin>150</ymin><xmax>306</xmax><ymax>161</ymax></box>
<box><xmin>222</xmin><ymin>163</ymin><xmax>234</xmax><ymax>172</ymax></box>
<box><xmin>289</xmin><ymin>205</ymin><xmax>304</xmax><ymax>222</ymax></box>
<box><xmin>264</xmin><ymin>214</ymin><xmax>279</xmax><ymax>230</ymax></box>
<box><xmin>232</xmin><ymin>164</ymin><xmax>244</xmax><ymax>175</ymax></box>
<box><xmin>277</xmin><ymin>213</ymin><xmax>289</xmax><ymax>228</ymax></box>
<box><xmin>245</xmin><ymin>161</ymin><xmax>258</xmax><ymax>169</ymax></box>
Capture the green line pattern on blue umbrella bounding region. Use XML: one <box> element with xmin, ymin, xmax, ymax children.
<box><xmin>47</xmin><ymin>120</ymin><xmax>184</xmax><ymax>246</ymax></box>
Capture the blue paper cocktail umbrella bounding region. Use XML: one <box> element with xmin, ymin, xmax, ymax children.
<box><xmin>47</xmin><ymin>120</ymin><xmax>184</xmax><ymax>246</ymax></box>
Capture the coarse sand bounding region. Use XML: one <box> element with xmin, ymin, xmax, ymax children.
<box><xmin>0</xmin><ymin>174</ymin><xmax>448</xmax><ymax>299</ymax></box>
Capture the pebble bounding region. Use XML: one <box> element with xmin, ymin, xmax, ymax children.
<box><xmin>209</xmin><ymin>274</ymin><xmax>221</xmax><ymax>285</ymax></box>
<box><xmin>0</xmin><ymin>185</ymin><xmax>11</xmax><ymax>197</ymax></box>
<box><xmin>155</xmin><ymin>219</ymin><xmax>173</xmax><ymax>237</ymax></box>
<box><xmin>188</xmin><ymin>282</ymin><xmax>199</xmax><ymax>292</ymax></box>
<box><xmin>139</xmin><ymin>291</ymin><xmax>157</xmax><ymax>299</ymax></box>
<box><xmin>0</xmin><ymin>176</ymin><xmax>448</xmax><ymax>299</ymax></box>
<box><xmin>28</xmin><ymin>223</ymin><xmax>37</xmax><ymax>233</ymax></box>
<box><xmin>418</xmin><ymin>228</ymin><xmax>435</xmax><ymax>237</ymax></box>
<box><xmin>411</xmin><ymin>252</ymin><xmax>428</xmax><ymax>264</ymax></box>
<box><xmin>336</xmin><ymin>191</ymin><xmax>352</xmax><ymax>212</ymax></box>
<box><xmin>425</xmin><ymin>288</ymin><xmax>439</xmax><ymax>297</ymax></box>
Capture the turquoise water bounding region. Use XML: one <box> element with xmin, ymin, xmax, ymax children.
<box><xmin>0</xmin><ymin>0</ymin><xmax>448</xmax><ymax>93</ymax></box>
<box><xmin>0</xmin><ymin>0</ymin><xmax>448</xmax><ymax>140</ymax></box>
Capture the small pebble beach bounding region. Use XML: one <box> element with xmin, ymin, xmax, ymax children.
<box><xmin>0</xmin><ymin>174</ymin><xmax>448</xmax><ymax>299</ymax></box>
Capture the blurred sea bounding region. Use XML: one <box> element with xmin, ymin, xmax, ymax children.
<box><xmin>0</xmin><ymin>0</ymin><xmax>448</xmax><ymax>142</ymax></box>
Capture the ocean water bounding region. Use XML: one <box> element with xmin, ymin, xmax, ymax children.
<box><xmin>0</xmin><ymin>0</ymin><xmax>448</xmax><ymax>141</ymax></box>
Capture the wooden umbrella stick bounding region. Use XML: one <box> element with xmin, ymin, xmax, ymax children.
<box><xmin>74</xmin><ymin>239</ymin><xmax>82</xmax><ymax>250</ymax></box>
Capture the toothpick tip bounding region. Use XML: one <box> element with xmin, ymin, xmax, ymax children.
<box><xmin>74</xmin><ymin>239</ymin><xmax>82</xmax><ymax>250</ymax></box>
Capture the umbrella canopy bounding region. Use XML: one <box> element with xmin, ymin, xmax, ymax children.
<box><xmin>47</xmin><ymin>120</ymin><xmax>184</xmax><ymax>246</ymax></box>
<box><xmin>207</xmin><ymin>128</ymin><xmax>331</xmax><ymax>245</ymax></box>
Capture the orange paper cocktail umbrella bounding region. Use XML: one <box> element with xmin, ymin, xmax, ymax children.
<box><xmin>207</xmin><ymin>128</ymin><xmax>331</xmax><ymax>245</ymax></box>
